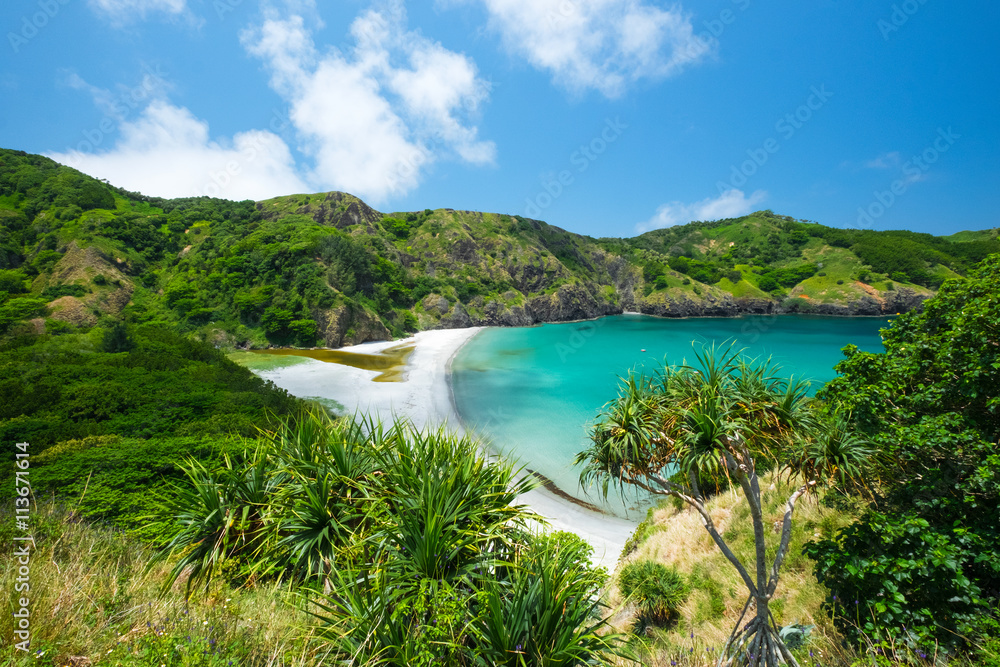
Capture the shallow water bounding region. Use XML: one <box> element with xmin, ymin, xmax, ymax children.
<box><xmin>451</xmin><ymin>314</ymin><xmax>890</xmax><ymax>518</ymax></box>
<box><xmin>250</xmin><ymin>344</ymin><xmax>415</xmax><ymax>382</ymax></box>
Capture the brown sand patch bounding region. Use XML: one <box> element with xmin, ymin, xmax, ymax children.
<box><xmin>48</xmin><ymin>296</ymin><xmax>97</xmax><ymax>327</ymax></box>
<box><xmin>50</xmin><ymin>242</ymin><xmax>128</xmax><ymax>286</ymax></box>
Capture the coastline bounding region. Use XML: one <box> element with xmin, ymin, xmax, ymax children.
<box><xmin>255</xmin><ymin>326</ymin><xmax>637</xmax><ymax>571</ymax></box>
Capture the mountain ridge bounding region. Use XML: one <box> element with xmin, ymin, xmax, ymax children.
<box><xmin>2</xmin><ymin>147</ymin><xmax>997</xmax><ymax>347</ymax></box>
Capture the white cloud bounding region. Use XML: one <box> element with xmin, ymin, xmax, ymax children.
<box><xmin>638</xmin><ymin>189</ymin><xmax>767</xmax><ymax>232</ymax></box>
<box><xmin>242</xmin><ymin>0</ymin><xmax>495</xmax><ymax>202</ymax></box>
<box><xmin>63</xmin><ymin>66</ymin><xmax>172</xmax><ymax>122</ymax></box>
<box><xmin>862</xmin><ymin>150</ymin><xmax>926</xmax><ymax>184</ymax></box>
<box><xmin>48</xmin><ymin>100</ymin><xmax>308</xmax><ymax>200</ymax></box>
<box><xmin>469</xmin><ymin>0</ymin><xmax>711</xmax><ymax>97</ymax></box>
<box><xmin>47</xmin><ymin>1</ymin><xmax>494</xmax><ymax>204</ymax></box>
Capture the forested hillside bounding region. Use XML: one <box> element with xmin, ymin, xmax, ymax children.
<box><xmin>2</xmin><ymin>147</ymin><xmax>998</xmax><ymax>349</ymax></box>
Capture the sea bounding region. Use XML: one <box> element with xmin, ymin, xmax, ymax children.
<box><xmin>451</xmin><ymin>313</ymin><xmax>891</xmax><ymax>518</ymax></box>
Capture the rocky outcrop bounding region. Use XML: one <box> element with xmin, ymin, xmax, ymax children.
<box><xmin>40</xmin><ymin>242</ymin><xmax>135</xmax><ymax>321</ymax></box>
<box><xmin>425</xmin><ymin>283</ymin><xmax>929</xmax><ymax>333</ymax></box>
<box><xmin>439</xmin><ymin>303</ymin><xmax>473</xmax><ymax>328</ymax></box>
<box><xmin>882</xmin><ymin>288</ymin><xmax>930</xmax><ymax>314</ymax></box>
<box><xmin>260</xmin><ymin>192</ymin><xmax>382</xmax><ymax>229</ymax></box>
<box><xmin>794</xmin><ymin>291</ymin><xmax>929</xmax><ymax>316</ymax></box>
<box><xmin>421</xmin><ymin>294</ymin><xmax>450</xmax><ymax>317</ymax></box>
<box><xmin>637</xmin><ymin>293</ymin><xmax>740</xmax><ymax>318</ymax></box>
<box><xmin>526</xmin><ymin>283</ymin><xmax>620</xmax><ymax>322</ymax></box>
<box><xmin>478</xmin><ymin>301</ymin><xmax>534</xmax><ymax>327</ymax></box>
<box><xmin>316</xmin><ymin>304</ymin><xmax>392</xmax><ymax>347</ymax></box>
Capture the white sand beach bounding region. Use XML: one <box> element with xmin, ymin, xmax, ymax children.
<box><xmin>256</xmin><ymin>327</ymin><xmax>637</xmax><ymax>571</ymax></box>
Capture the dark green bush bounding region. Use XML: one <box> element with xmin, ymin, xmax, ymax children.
<box><xmin>618</xmin><ymin>560</ymin><xmax>688</xmax><ymax>626</ymax></box>
<box><xmin>811</xmin><ymin>254</ymin><xmax>1000</xmax><ymax>652</ymax></box>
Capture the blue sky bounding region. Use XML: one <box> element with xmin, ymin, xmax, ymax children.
<box><xmin>2</xmin><ymin>0</ymin><xmax>997</xmax><ymax>238</ymax></box>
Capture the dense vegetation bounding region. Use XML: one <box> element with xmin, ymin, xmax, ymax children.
<box><xmin>808</xmin><ymin>254</ymin><xmax>1000</xmax><ymax>653</ymax></box>
<box><xmin>607</xmin><ymin>212</ymin><xmax>998</xmax><ymax>297</ymax></box>
<box><xmin>0</xmin><ymin>323</ymin><xmax>300</xmax><ymax>453</ymax></box>
<box><xmin>575</xmin><ymin>346</ymin><xmax>873</xmax><ymax>666</ymax></box>
<box><xmin>2</xmin><ymin>148</ymin><xmax>998</xmax><ymax>351</ymax></box>
<box><xmin>0</xmin><ymin>320</ymin><xmax>303</xmax><ymax>545</ymax></box>
<box><xmin>605</xmin><ymin>254</ymin><xmax>1000</xmax><ymax>665</ymax></box>
<box><xmin>155</xmin><ymin>411</ymin><xmax>625</xmax><ymax>665</ymax></box>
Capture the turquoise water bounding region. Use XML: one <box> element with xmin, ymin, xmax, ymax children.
<box><xmin>451</xmin><ymin>314</ymin><xmax>891</xmax><ymax>517</ymax></box>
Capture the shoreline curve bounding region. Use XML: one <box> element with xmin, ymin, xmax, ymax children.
<box><xmin>253</xmin><ymin>326</ymin><xmax>637</xmax><ymax>570</ymax></box>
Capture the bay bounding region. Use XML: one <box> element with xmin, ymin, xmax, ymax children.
<box><xmin>451</xmin><ymin>314</ymin><xmax>890</xmax><ymax>517</ymax></box>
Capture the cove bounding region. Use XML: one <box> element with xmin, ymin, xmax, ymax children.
<box><xmin>451</xmin><ymin>314</ymin><xmax>890</xmax><ymax>517</ymax></box>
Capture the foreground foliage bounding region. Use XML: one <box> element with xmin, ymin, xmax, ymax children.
<box><xmin>158</xmin><ymin>411</ymin><xmax>627</xmax><ymax>665</ymax></box>
<box><xmin>808</xmin><ymin>253</ymin><xmax>1000</xmax><ymax>653</ymax></box>
<box><xmin>576</xmin><ymin>345</ymin><xmax>871</xmax><ymax>667</ymax></box>
<box><xmin>617</xmin><ymin>559</ymin><xmax>689</xmax><ymax>628</ymax></box>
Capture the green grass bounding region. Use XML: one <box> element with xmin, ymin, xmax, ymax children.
<box><xmin>717</xmin><ymin>276</ymin><xmax>768</xmax><ymax>299</ymax></box>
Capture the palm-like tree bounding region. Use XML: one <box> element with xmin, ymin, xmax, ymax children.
<box><xmin>372</xmin><ymin>426</ymin><xmax>538</xmax><ymax>583</ymax></box>
<box><xmin>160</xmin><ymin>410</ymin><xmax>627</xmax><ymax>664</ymax></box>
<box><xmin>575</xmin><ymin>345</ymin><xmax>871</xmax><ymax>667</ymax></box>
<box><xmin>156</xmin><ymin>441</ymin><xmax>280</xmax><ymax>595</ymax></box>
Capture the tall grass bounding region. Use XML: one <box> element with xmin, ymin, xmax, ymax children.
<box><xmin>0</xmin><ymin>502</ymin><xmax>322</xmax><ymax>666</ymax></box>
<box><xmin>606</xmin><ymin>473</ymin><xmax>856</xmax><ymax>664</ymax></box>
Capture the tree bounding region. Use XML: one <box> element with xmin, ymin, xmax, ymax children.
<box><xmin>575</xmin><ymin>345</ymin><xmax>871</xmax><ymax>667</ymax></box>
<box><xmin>806</xmin><ymin>253</ymin><xmax>1000</xmax><ymax>651</ymax></box>
<box><xmin>100</xmin><ymin>321</ymin><xmax>134</xmax><ymax>353</ymax></box>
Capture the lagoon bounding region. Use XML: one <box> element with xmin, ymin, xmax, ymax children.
<box><xmin>451</xmin><ymin>314</ymin><xmax>890</xmax><ymax>518</ymax></box>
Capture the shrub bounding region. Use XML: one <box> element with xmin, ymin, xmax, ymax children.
<box><xmin>618</xmin><ymin>560</ymin><xmax>688</xmax><ymax>626</ymax></box>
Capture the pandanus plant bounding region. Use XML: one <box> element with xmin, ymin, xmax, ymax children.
<box><xmin>575</xmin><ymin>344</ymin><xmax>872</xmax><ymax>667</ymax></box>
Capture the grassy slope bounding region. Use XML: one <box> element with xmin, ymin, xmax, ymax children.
<box><xmin>0</xmin><ymin>502</ymin><xmax>322</xmax><ymax>667</ymax></box>
<box><xmin>609</xmin><ymin>474</ymin><xmax>860</xmax><ymax>664</ymax></box>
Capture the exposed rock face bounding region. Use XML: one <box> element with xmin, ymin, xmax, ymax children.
<box><xmin>789</xmin><ymin>288</ymin><xmax>928</xmax><ymax>316</ymax></box>
<box><xmin>316</xmin><ymin>304</ymin><xmax>392</xmax><ymax>347</ymax></box>
<box><xmin>449</xmin><ymin>238</ymin><xmax>479</xmax><ymax>264</ymax></box>
<box><xmin>882</xmin><ymin>288</ymin><xmax>929</xmax><ymax>314</ymax></box>
<box><xmin>47</xmin><ymin>296</ymin><xmax>97</xmax><ymax>327</ymax></box>
<box><xmin>526</xmin><ymin>284</ymin><xmax>620</xmax><ymax>322</ymax></box>
<box><xmin>479</xmin><ymin>301</ymin><xmax>533</xmax><ymax>327</ymax></box>
<box><xmin>421</xmin><ymin>294</ymin><xmax>450</xmax><ymax>317</ymax></box>
<box><xmin>40</xmin><ymin>242</ymin><xmax>135</xmax><ymax>321</ymax></box>
<box><xmin>428</xmin><ymin>285</ymin><xmax>928</xmax><ymax>332</ymax></box>
<box><xmin>259</xmin><ymin>192</ymin><xmax>382</xmax><ymax>229</ymax></box>
<box><xmin>439</xmin><ymin>303</ymin><xmax>473</xmax><ymax>328</ymax></box>
<box><xmin>637</xmin><ymin>294</ymin><xmax>738</xmax><ymax>318</ymax></box>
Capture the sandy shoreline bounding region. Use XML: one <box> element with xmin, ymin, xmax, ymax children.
<box><xmin>256</xmin><ymin>327</ymin><xmax>637</xmax><ymax>571</ymax></box>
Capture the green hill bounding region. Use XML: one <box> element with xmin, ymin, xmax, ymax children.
<box><xmin>2</xmin><ymin>147</ymin><xmax>997</xmax><ymax>348</ymax></box>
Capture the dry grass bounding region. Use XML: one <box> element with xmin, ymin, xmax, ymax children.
<box><xmin>605</xmin><ymin>472</ymin><xmax>858</xmax><ymax>663</ymax></box>
<box><xmin>0</xmin><ymin>502</ymin><xmax>326</xmax><ymax>667</ymax></box>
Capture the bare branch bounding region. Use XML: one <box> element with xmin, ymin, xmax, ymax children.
<box><xmin>731</xmin><ymin>448</ymin><xmax>768</xmax><ymax>597</ymax></box>
<box><xmin>650</xmin><ymin>471</ymin><xmax>759</xmax><ymax>597</ymax></box>
<box><xmin>766</xmin><ymin>480</ymin><xmax>815</xmax><ymax>597</ymax></box>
